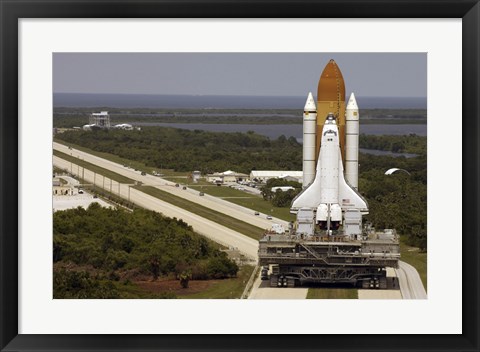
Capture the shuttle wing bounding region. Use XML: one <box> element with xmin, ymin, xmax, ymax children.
<box><xmin>337</xmin><ymin>161</ymin><xmax>369</xmax><ymax>214</ymax></box>
<box><xmin>291</xmin><ymin>169</ymin><xmax>322</xmax><ymax>210</ymax></box>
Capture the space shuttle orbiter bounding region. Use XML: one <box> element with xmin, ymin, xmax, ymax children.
<box><xmin>292</xmin><ymin>113</ymin><xmax>368</xmax><ymax>229</ymax></box>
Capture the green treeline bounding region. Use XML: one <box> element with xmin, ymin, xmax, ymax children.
<box><xmin>53</xmin><ymin>107</ymin><xmax>426</xmax><ymax>128</ymax></box>
<box><xmin>53</xmin><ymin>204</ymin><xmax>238</xmax><ymax>299</ymax></box>
<box><xmin>256</xmin><ymin>153</ymin><xmax>427</xmax><ymax>250</ymax></box>
<box><xmin>55</xmin><ymin>128</ymin><xmax>427</xmax><ymax>249</ymax></box>
<box><xmin>55</xmin><ymin>127</ymin><xmax>302</xmax><ymax>174</ymax></box>
<box><xmin>359</xmin><ymin>134</ymin><xmax>427</xmax><ymax>155</ymax></box>
<box><xmin>359</xmin><ymin>153</ymin><xmax>427</xmax><ymax>249</ymax></box>
<box><xmin>260</xmin><ymin>179</ymin><xmax>302</xmax><ymax>207</ymax></box>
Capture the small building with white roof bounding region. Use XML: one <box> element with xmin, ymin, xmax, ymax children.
<box><xmin>249</xmin><ymin>170</ymin><xmax>303</xmax><ymax>183</ymax></box>
<box><xmin>206</xmin><ymin>170</ymin><xmax>249</xmax><ymax>184</ymax></box>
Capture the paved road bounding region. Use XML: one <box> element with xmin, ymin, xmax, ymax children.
<box><xmin>358</xmin><ymin>267</ymin><xmax>402</xmax><ymax>299</ymax></box>
<box><xmin>53</xmin><ymin>145</ymin><xmax>427</xmax><ymax>300</ymax></box>
<box><xmin>54</xmin><ymin>156</ymin><xmax>259</xmax><ymax>260</ymax></box>
<box><xmin>54</xmin><ymin>155</ymin><xmax>311</xmax><ymax>299</ymax></box>
<box><xmin>250</xmin><ymin>266</ymin><xmax>404</xmax><ymax>300</ymax></box>
<box><xmin>396</xmin><ymin>261</ymin><xmax>427</xmax><ymax>299</ymax></box>
<box><xmin>248</xmin><ymin>272</ymin><xmax>308</xmax><ymax>299</ymax></box>
<box><xmin>53</xmin><ymin>142</ymin><xmax>288</xmax><ymax>231</ymax></box>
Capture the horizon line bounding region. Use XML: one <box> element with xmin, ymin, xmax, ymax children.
<box><xmin>53</xmin><ymin>92</ymin><xmax>428</xmax><ymax>99</ymax></box>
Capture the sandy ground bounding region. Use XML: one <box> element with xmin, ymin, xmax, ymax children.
<box><xmin>248</xmin><ymin>273</ymin><xmax>308</xmax><ymax>299</ymax></box>
<box><xmin>53</xmin><ymin>193</ymin><xmax>112</xmax><ymax>212</ymax></box>
<box><xmin>357</xmin><ymin>267</ymin><xmax>402</xmax><ymax>299</ymax></box>
<box><xmin>357</xmin><ymin>290</ymin><xmax>402</xmax><ymax>299</ymax></box>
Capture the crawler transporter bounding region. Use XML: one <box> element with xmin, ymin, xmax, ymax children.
<box><xmin>258</xmin><ymin>92</ymin><xmax>400</xmax><ymax>288</ymax></box>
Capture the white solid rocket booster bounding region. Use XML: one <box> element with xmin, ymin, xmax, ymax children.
<box><xmin>345</xmin><ymin>92</ymin><xmax>359</xmax><ymax>189</ymax></box>
<box><xmin>302</xmin><ymin>92</ymin><xmax>317</xmax><ymax>188</ymax></box>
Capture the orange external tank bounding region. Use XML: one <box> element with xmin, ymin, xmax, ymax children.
<box><xmin>316</xmin><ymin>59</ymin><xmax>346</xmax><ymax>163</ymax></box>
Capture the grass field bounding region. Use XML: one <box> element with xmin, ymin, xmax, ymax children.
<box><xmin>109</xmin><ymin>265</ymin><xmax>255</xmax><ymax>299</ymax></box>
<box><xmin>134</xmin><ymin>185</ymin><xmax>265</xmax><ymax>240</ymax></box>
<box><xmin>307</xmin><ymin>288</ymin><xmax>358</xmax><ymax>299</ymax></box>
<box><xmin>54</xmin><ymin>139</ymin><xmax>185</xmax><ymax>177</ymax></box>
<box><xmin>53</xmin><ymin>150</ymin><xmax>135</xmax><ymax>184</ymax></box>
<box><xmin>189</xmin><ymin>185</ymin><xmax>295</xmax><ymax>222</ymax></box>
<box><xmin>179</xmin><ymin>265</ymin><xmax>255</xmax><ymax>299</ymax></box>
<box><xmin>55</xmin><ymin>140</ymin><xmax>295</xmax><ymax>221</ymax></box>
<box><xmin>399</xmin><ymin>237</ymin><xmax>427</xmax><ymax>291</ymax></box>
<box><xmin>56</xmin><ymin>146</ymin><xmax>265</xmax><ymax>240</ymax></box>
<box><xmin>53</xmin><ymin>165</ymin><xmax>66</xmax><ymax>174</ymax></box>
<box><xmin>189</xmin><ymin>185</ymin><xmax>258</xmax><ymax>198</ymax></box>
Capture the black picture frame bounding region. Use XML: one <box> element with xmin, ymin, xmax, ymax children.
<box><xmin>1</xmin><ymin>1</ymin><xmax>478</xmax><ymax>351</ymax></box>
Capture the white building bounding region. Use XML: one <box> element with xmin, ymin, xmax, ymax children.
<box><xmin>114</xmin><ymin>123</ymin><xmax>133</xmax><ymax>130</ymax></box>
<box><xmin>249</xmin><ymin>170</ymin><xmax>303</xmax><ymax>183</ymax></box>
<box><xmin>82</xmin><ymin>124</ymin><xmax>96</xmax><ymax>131</ymax></box>
<box><xmin>53</xmin><ymin>176</ymin><xmax>79</xmax><ymax>196</ymax></box>
<box><xmin>89</xmin><ymin>111</ymin><xmax>110</xmax><ymax>128</ymax></box>
<box><xmin>206</xmin><ymin>170</ymin><xmax>249</xmax><ymax>184</ymax></box>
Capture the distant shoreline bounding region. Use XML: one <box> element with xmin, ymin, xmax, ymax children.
<box><xmin>53</xmin><ymin>93</ymin><xmax>428</xmax><ymax>110</ymax></box>
<box><xmin>53</xmin><ymin>106</ymin><xmax>427</xmax><ymax>129</ymax></box>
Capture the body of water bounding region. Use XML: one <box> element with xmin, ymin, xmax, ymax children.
<box><xmin>54</xmin><ymin>93</ymin><xmax>427</xmax><ymax>109</ymax></box>
<box><xmin>359</xmin><ymin>148</ymin><xmax>418</xmax><ymax>158</ymax></box>
<box><xmin>134</xmin><ymin>122</ymin><xmax>427</xmax><ymax>139</ymax></box>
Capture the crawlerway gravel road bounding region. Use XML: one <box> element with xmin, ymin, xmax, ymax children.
<box><xmin>54</xmin><ymin>147</ymin><xmax>427</xmax><ymax>300</ymax></box>
<box><xmin>54</xmin><ymin>142</ymin><xmax>288</xmax><ymax>230</ymax></box>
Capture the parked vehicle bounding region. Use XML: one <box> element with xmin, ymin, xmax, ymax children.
<box><xmin>261</xmin><ymin>267</ymin><xmax>269</xmax><ymax>280</ymax></box>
